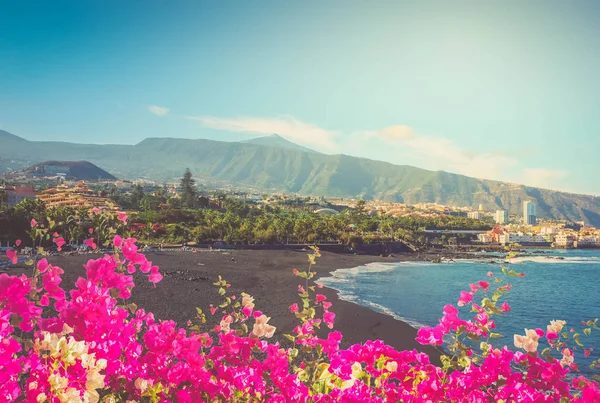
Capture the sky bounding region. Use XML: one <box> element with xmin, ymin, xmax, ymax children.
<box><xmin>1</xmin><ymin>0</ymin><xmax>600</xmax><ymax>195</ymax></box>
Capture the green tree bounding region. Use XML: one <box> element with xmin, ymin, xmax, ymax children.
<box><xmin>180</xmin><ymin>168</ymin><xmax>198</xmax><ymax>208</ymax></box>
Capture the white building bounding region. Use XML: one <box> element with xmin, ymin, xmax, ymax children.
<box><xmin>477</xmin><ymin>233</ymin><xmax>494</xmax><ymax>243</ymax></box>
<box><xmin>495</xmin><ymin>210</ymin><xmax>508</xmax><ymax>224</ymax></box>
<box><xmin>468</xmin><ymin>211</ymin><xmax>483</xmax><ymax>220</ymax></box>
<box><xmin>540</xmin><ymin>226</ymin><xmax>559</xmax><ymax>235</ymax></box>
<box><xmin>498</xmin><ymin>232</ymin><xmax>549</xmax><ymax>245</ymax></box>
<box><xmin>555</xmin><ymin>233</ymin><xmax>575</xmax><ymax>248</ymax></box>
<box><xmin>523</xmin><ymin>201</ymin><xmax>537</xmax><ymax>225</ymax></box>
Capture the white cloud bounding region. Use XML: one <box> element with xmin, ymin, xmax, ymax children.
<box><xmin>369</xmin><ymin>125</ymin><xmax>569</xmax><ymax>189</ymax></box>
<box><xmin>371</xmin><ymin>125</ymin><xmax>518</xmax><ymax>181</ymax></box>
<box><xmin>148</xmin><ymin>105</ymin><xmax>170</xmax><ymax>117</ymax></box>
<box><xmin>186</xmin><ymin>115</ymin><xmax>338</xmax><ymax>151</ymax></box>
<box><xmin>523</xmin><ymin>168</ymin><xmax>568</xmax><ymax>190</ymax></box>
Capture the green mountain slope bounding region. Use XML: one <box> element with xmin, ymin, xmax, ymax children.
<box><xmin>1</xmin><ymin>130</ymin><xmax>599</xmax><ymax>226</ymax></box>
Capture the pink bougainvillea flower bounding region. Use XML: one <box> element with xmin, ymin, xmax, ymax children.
<box><xmin>584</xmin><ymin>349</ymin><xmax>593</xmax><ymax>357</ymax></box>
<box><xmin>457</xmin><ymin>291</ymin><xmax>473</xmax><ymax>307</ymax></box>
<box><xmin>289</xmin><ymin>303</ymin><xmax>299</xmax><ymax>313</ymax></box>
<box><xmin>30</xmin><ymin>218</ymin><xmax>37</xmax><ymax>227</ymax></box>
<box><xmin>316</xmin><ymin>294</ymin><xmax>327</xmax><ymax>303</ymax></box>
<box><xmin>487</xmin><ymin>271</ymin><xmax>493</xmax><ymax>277</ymax></box>
<box><xmin>469</xmin><ymin>283</ymin><xmax>479</xmax><ymax>293</ymax></box>
<box><xmin>84</xmin><ymin>238</ymin><xmax>97</xmax><ymax>250</ymax></box>
<box><xmin>118</xmin><ymin>212</ymin><xmax>128</xmax><ymax>223</ymax></box>
<box><xmin>52</xmin><ymin>232</ymin><xmax>58</xmax><ymax>238</ymax></box>
<box><xmin>547</xmin><ymin>331</ymin><xmax>559</xmax><ymax>341</ymax></box>
<box><xmin>500</xmin><ymin>302</ymin><xmax>511</xmax><ymax>312</ymax></box>
<box><xmin>88</xmin><ymin>228</ymin><xmax>94</xmax><ymax>234</ymax></box>
<box><xmin>15</xmin><ymin>239</ymin><xmax>21</xmax><ymax>247</ymax></box>
<box><xmin>37</xmin><ymin>258</ymin><xmax>49</xmax><ymax>273</ymax></box>
<box><xmin>478</xmin><ymin>281</ymin><xmax>490</xmax><ymax>290</ymax></box>
<box><xmin>292</xmin><ymin>269</ymin><xmax>299</xmax><ymax>276</ymax></box>
<box><xmin>6</xmin><ymin>249</ymin><xmax>17</xmax><ymax>264</ymax></box>
<box><xmin>92</xmin><ymin>207</ymin><xmax>100</xmax><ymax>214</ymax></box>
<box><xmin>113</xmin><ymin>235</ymin><xmax>122</xmax><ymax>247</ymax></box>
<box><xmin>53</xmin><ymin>237</ymin><xmax>66</xmax><ymax>251</ymax></box>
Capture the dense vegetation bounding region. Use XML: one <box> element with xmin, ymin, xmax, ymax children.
<box><xmin>2</xmin><ymin>129</ymin><xmax>600</xmax><ymax>226</ymax></box>
<box><xmin>0</xmin><ymin>195</ymin><xmax>490</xmax><ymax>250</ymax></box>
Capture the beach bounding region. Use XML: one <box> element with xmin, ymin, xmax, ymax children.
<box><xmin>4</xmin><ymin>249</ymin><xmax>444</xmax><ymax>363</ymax></box>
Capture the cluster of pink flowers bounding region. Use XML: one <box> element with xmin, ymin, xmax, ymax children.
<box><xmin>2</xmin><ymin>226</ymin><xmax>600</xmax><ymax>402</ymax></box>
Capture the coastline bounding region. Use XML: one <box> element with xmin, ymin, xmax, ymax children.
<box><xmin>4</xmin><ymin>249</ymin><xmax>446</xmax><ymax>363</ymax></box>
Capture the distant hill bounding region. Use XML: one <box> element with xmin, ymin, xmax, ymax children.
<box><xmin>5</xmin><ymin>160</ymin><xmax>117</xmax><ymax>181</ymax></box>
<box><xmin>1</xmin><ymin>130</ymin><xmax>599</xmax><ymax>226</ymax></box>
<box><xmin>241</xmin><ymin>134</ymin><xmax>318</xmax><ymax>153</ymax></box>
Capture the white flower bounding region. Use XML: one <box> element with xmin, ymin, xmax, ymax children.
<box><xmin>252</xmin><ymin>314</ymin><xmax>276</xmax><ymax>338</ymax></box>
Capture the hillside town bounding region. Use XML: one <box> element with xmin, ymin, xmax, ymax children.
<box><xmin>1</xmin><ymin>174</ymin><xmax>599</xmax><ymax>250</ymax></box>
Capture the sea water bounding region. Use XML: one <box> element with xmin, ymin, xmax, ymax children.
<box><xmin>318</xmin><ymin>249</ymin><xmax>600</xmax><ymax>374</ymax></box>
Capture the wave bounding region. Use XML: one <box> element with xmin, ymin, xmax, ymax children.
<box><xmin>317</xmin><ymin>280</ymin><xmax>427</xmax><ymax>330</ymax></box>
<box><xmin>507</xmin><ymin>256</ymin><xmax>600</xmax><ymax>264</ymax></box>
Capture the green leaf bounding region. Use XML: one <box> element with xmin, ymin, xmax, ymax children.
<box><xmin>584</xmin><ymin>328</ymin><xmax>592</xmax><ymax>336</ymax></box>
<box><xmin>489</xmin><ymin>333</ymin><xmax>504</xmax><ymax>339</ymax></box>
<box><xmin>218</xmin><ymin>287</ymin><xmax>226</xmax><ymax>296</ymax></box>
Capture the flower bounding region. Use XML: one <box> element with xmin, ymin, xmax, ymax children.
<box><xmin>252</xmin><ymin>314</ymin><xmax>276</xmax><ymax>338</ymax></box>
<box><xmin>6</xmin><ymin>249</ymin><xmax>17</xmax><ymax>264</ymax></box>
<box><xmin>15</xmin><ymin>239</ymin><xmax>21</xmax><ymax>247</ymax></box>
<box><xmin>219</xmin><ymin>315</ymin><xmax>234</xmax><ymax>333</ymax></box>
<box><xmin>560</xmin><ymin>348</ymin><xmax>574</xmax><ymax>368</ymax></box>
<box><xmin>547</xmin><ymin>320</ymin><xmax>567</xmax><ymax>334</ymax></box>
<box><xmin>84</xmin><ymin>238</ymin><xmax>97</xmax><ymax>250</ymax></box>
<box><xmin>487</xmin><ymin>271</ymin><xmax>493</xmax><ymax>277</ymax></box>
<box><xmin>457</xmin><ymin>291</ymin><xmax>473</xmax><ymax>307</ymax></box>
<box><xmin>241</xmin><ymin>293</ymin><xmax>255</xmax><ymax>310</ymax></box>
<box><xmin>500</xmin><ymin>302</ymin><xmax>511</xmax><ymax>312</ymax></box>
<box><xmin>289</xmin><ymin>303</ymin><xmax>299</xmax><ymax>313</ymax></box>
<box><xmin>30</xmin><ymin>218</ymin><xmax>37</xmax><ymax>228</ymax></box>
<box><xmin>514</xmin><ymin>328</ymin><xmax>541</xmax><ymax>353</ymax></box>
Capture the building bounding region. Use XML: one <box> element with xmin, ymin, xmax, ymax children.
<box><xmin>37</xmin><ymin>182</ymin><xmax>115</xmax><ymax>209</ymax></box>
<box><xmin>555</xmin><ymin>233</ymin><xmax>575</xmax><ymax>248</ymax></box>
<box><xmin>523</xmin><ymin>201</ymin><xmax>537</xmax><ymax>225</ymax></box>
<box><xmin>468</xmin><ymin>211</ymin><xmax>483</xmax><ymax>220</ymax></box>
<box><xmin>477</xmin><ymin>233</ymin><xmax>494</xmax><ymax>243</ymax></box>
<box><xmin>0</xmin><ymin>186</ymin><xmax>36</xmax><ymax>206</ymax></box>
<box><xmin>495</xmin><ymin>210</ymin><xmax>508</xmax><ymax>224</ymax></box>
<box><xmin>478</xmin><ymin>204</ymin><xmax>484</xmax><ymax>212</ymax></box>
<box><xmin>575</xmin><ymin>236</ymin><xmax>600</xmax><ymax>248</ymax></box>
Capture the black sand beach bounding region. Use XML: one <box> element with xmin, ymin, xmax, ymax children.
<box><xmin>6</xmin><ymin>249</ymin><xmax>444</xmax><ymax>363</ymax></box>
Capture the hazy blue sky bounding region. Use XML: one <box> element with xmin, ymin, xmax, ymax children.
<box><xmin>2</xmin><ymin>1</ymin><xmax>600</xmax><ymax>194</ymax></box>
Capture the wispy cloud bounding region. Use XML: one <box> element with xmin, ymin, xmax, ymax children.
<box><xmin>186</xmin><ymin>115</ymin><xmax>338</xmax><ymax>151</ymax></box>
<box><xmin>148</xmin><ymin>105</ymin><xmax>170</xmax><ymax>117</ymax></box>
<box><xmin>368</xmin><ymin>125</ymin><xmax>568</xmax><ymax>189</ymax></box>
<box><xmin>523</xmin><ymin>168</ymin><xmax>568</xmax><ymax>190</ymax></box>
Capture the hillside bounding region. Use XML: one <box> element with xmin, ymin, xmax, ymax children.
<box><xmin>1</xmin><ymin>130</ymin><xmax>599</xmax><ymax>226</ymax></box>
<box><xmin>5</xmin><ymin>160</ymin><xmax>117</xmax><ymax>181</ymax></box>
<box><xmin>241</xmin><ymin>134</ymin><xmax>318</xmax><ymax>153</ymax></box>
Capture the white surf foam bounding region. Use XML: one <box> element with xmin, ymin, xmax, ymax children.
<box><xmin>507</xmin><ymin>256</ymin><xmax>600</xmax><ymax>264</ymax></box>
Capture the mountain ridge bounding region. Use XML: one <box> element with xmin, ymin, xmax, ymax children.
<box><xmin>1</xmin><ymin>130</ymin><xmax>598</xmax><ymax>225</ymax></box>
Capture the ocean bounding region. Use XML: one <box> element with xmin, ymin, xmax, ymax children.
<box><xmin>318</xmin><ymin>249</ymin><xmax>600</xmax><ymax>374</ymax></box>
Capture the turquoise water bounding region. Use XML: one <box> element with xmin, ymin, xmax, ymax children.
<box><xmin>319</xmin><ymin>249</ymin><xmax>600</xmax><ymax>374</ymax></box>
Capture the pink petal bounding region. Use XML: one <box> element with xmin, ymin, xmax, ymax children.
<box><xmin>15</xmin><ymin>239</ymin><xmax>21</xmax><ymax>247</ymax></box>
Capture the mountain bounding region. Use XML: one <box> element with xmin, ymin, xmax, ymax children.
<box><xmin>5</xmin><ymin>160</ymin><xmax>117</xmax><ymax>181</ymax></box>
<box><xmin>241</xmin><ymin>134</ymin><xmax>318</xmax><ymax>153</ymax></box>
<box><xmin>1</xmin><ymin>131</ymin><xmax>599</xmax><ymax>226</ymax></box>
